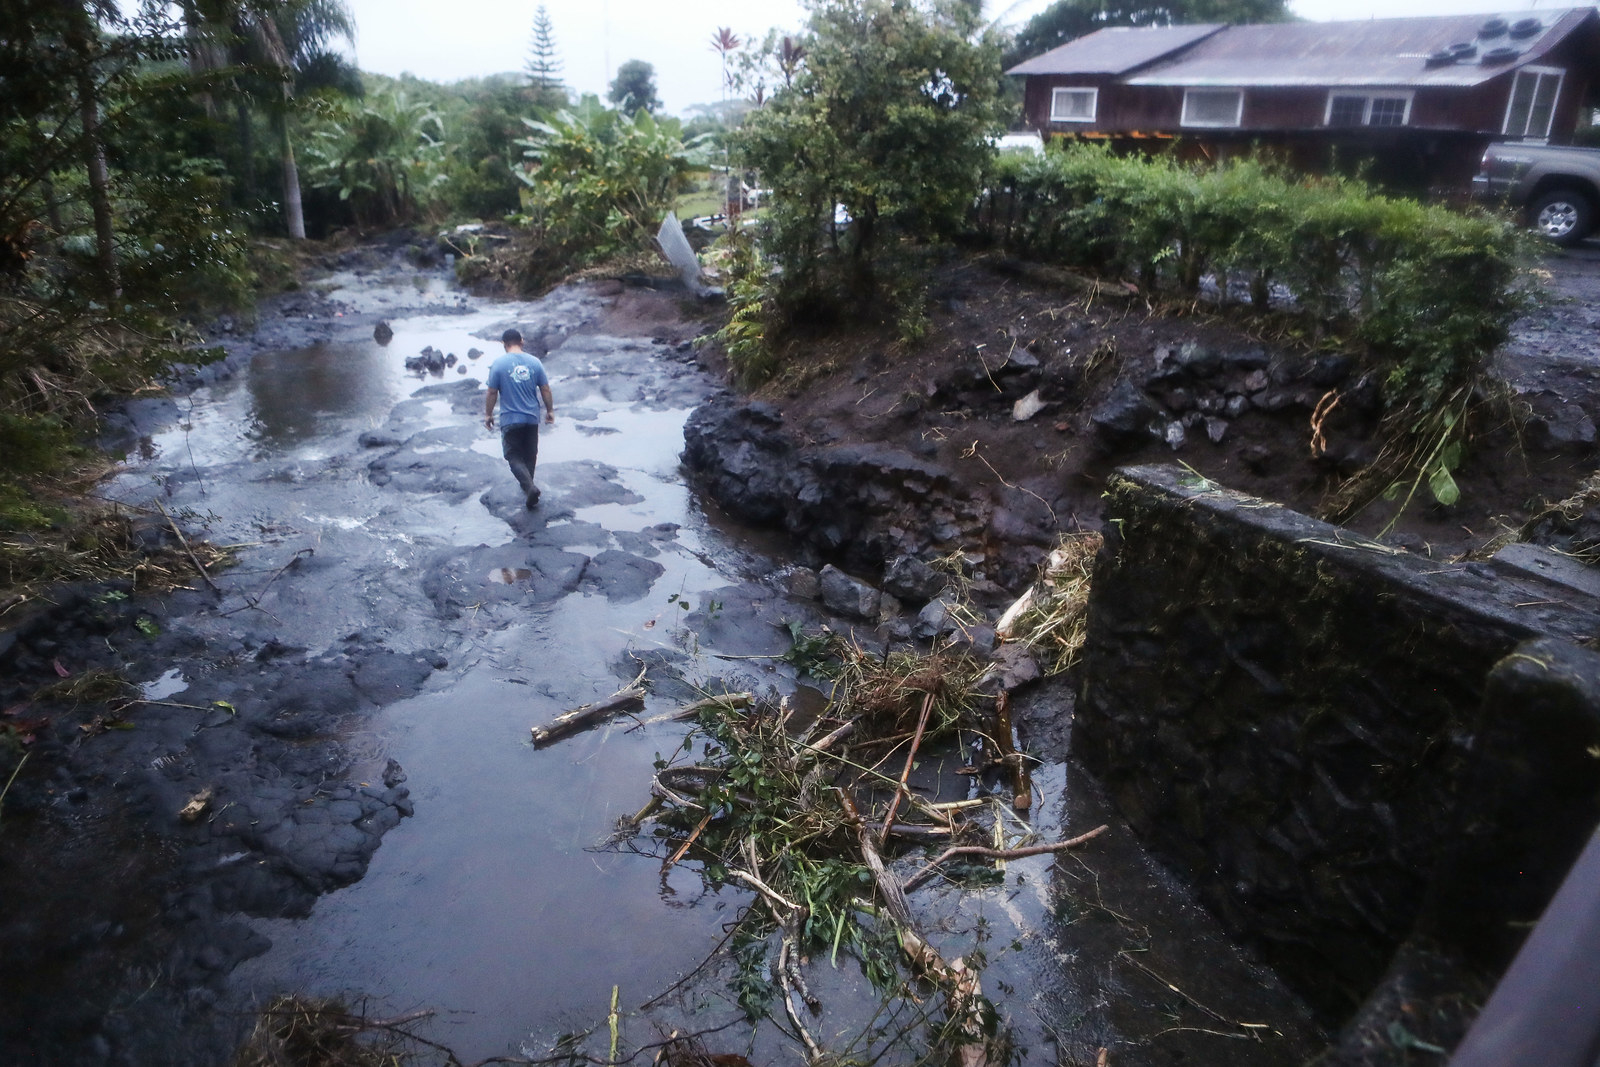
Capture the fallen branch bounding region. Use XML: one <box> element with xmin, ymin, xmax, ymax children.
<box><xmin>533</xmin><ymin>682</ymin><xmax>648</xmax><ymax>746</ymax></box>
<box><xmin>865</xmin><ymin>822</ymin><xmax>954</xmax><ymax>841</ymax></box>
<box><xmin>664</xmin><ymin>809</ymin><xmax>715</xmax><ymax>869</ymax></box>
<box><xmin>154</xmin><ymin>499</ymin><xmax>221</xmax><ymax>595</ymax></box>
<box><xmin>729</xmin><ymin>867</ymin><xmax>802</xmax><ymax>916</ymax></box>
<box><xmin>777</xmin><ymin>937</ymin><xmax>823</xmax><ymax>1062</ymax></box>
<box><xmin>880</xmin><ymin>691</ymin><xmax>936</xmax><ymax>849</ymax></box>
<box><xmin>625</xmin><ymin>692</ymin><xmax>752</xmax><ymax>731</ymax></box>
<box><xmin>994</xmin><ymin>692</ymin><xmax>1032</xmax><ymax>811</ymax></box>
<box><xmin>841</xmin><ymin>790</ymin><xmax>910</xmax><ymax>925</ymax></box>
<box><xmin>903</xmin><ymin>824</ymin><xmax>1110</xmax><ymax>892</ymax></box>
<box><xmin>806</xmin><ymin>719</ymin><xmax>855</xmax><ymax>755</ymax></box>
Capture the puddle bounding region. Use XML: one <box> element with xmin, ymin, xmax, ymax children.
<box><xmin>488</xmin><ymin>568</ymin><xmax>533</xmax><ymax>584</ymax></box>
<box><xmin>141</xmin><ymin>668</ymin><xmax>187</xmax><ymax>701</ymax></box>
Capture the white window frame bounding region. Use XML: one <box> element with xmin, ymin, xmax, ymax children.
<box><xmin>1181</xmin><ymin>88</ymin><xmax>1244</xmax><ymax>128</ymax></box>
<box><xmin>1050</xmin><ymin>86</ymin><xmax>1098</xmax><ymax>123</ymax></box>
<box><xmin>1502</xmin><ymin>65</ymin><xmax>1565</xmax><ymax>141</ymax></box>
<box><xmin>1323</xmin><ymin>91</ymin><xmax>1414</xmax><ymax>127</ymax></box>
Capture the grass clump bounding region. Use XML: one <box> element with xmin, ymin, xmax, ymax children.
<box><xmin>232</xmin><ymin>996</ymin><xmax>414</xmax><ymax>1067</ymax></box>
<box><xmin>994</xmin><ymin>533</ymin><xmax>1101</xmax><ymax>676</ymax></box>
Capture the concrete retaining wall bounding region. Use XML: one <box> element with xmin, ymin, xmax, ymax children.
<box><xmin>1077</xmin><ymin>464</ymin><xmax>1600</xmax><ymax>1017</ymax></box>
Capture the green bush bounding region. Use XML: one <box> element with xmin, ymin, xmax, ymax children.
<box><xmin>990</xmin><ymin>144</ymin><xmax>1525</xmax><ymax>412</ymax></box>
<box><xmin>512</xmin><ymin>100</ymin><xmax>705</xmax><ymax>267</ymax></box>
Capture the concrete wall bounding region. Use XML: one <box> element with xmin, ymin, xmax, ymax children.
<box><xmin>1076</xmin><ymin>464</ymin><xmax>1600</xmax><ymax>1016</ymax></box>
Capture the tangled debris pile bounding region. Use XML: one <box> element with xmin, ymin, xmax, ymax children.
<box><xmin>526</xmin><ymin>534</ymin><xmax>1111</xmax><ymax>1066</ymax></box>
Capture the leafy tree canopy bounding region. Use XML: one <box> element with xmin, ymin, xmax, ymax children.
<box><xmin>738</xmin><ymin>0</ymin><xmax>1006</xmax><ymax>304</ymax></box>
<box><xmin>1004</xmin><ymin>0</ymin><xmax>1290</xmax><ymax>68</ymax></box>
<box><xmin>607</xmin><ymin>59</ymin><xmax>661</xmax><ymax>116</ymax></box>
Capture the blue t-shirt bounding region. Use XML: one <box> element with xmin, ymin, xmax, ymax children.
<box><xmin>487</xmin><ymin>350</ymin><xmax>550</xmax><ymax>428</ymax></box>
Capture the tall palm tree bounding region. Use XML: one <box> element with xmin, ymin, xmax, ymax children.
<box><xmin>177</xmin><ymin>0</ymin><xmax>355</xmax><ymax>238</ymax></box>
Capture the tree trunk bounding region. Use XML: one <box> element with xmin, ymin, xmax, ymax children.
<box><xmin>62</xmin><ymin>2</ymin><xmax>119</xmax><ymax>298</ymax></box>
<box><xmin>235</xmin><ymin>99</ymin><xmax>257</xmax><ymax>206</ymax></box>
<box><xmin>275</xmin><ymin>102</ymin><xmax>306</xmax><ymax>239</ymax></box>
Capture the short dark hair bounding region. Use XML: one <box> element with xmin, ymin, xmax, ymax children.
<box><xmin>501</xmin><ymin>328</ymin><xmax>523</xmax><ymax>346</ymax></box>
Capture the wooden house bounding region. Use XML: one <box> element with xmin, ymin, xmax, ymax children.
<box><xmin>1006</xmin><ymin>8</ymin><xmax>1600</xmax><ymax>188</ymax></box>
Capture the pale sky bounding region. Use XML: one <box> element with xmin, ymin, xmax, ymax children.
<box><xmin>342</xmin><ymin>0</ymin><xmax>1586</xmax><ymax>114</ymax></box>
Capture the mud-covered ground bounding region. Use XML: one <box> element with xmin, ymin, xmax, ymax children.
<box><xmin>716</xmin><ymin>246</ymin><xmax>1600</xmax><ymax>579</ymax></box>
<box><xmin>1</xmin><ymin>230</ymin><xmax>1595</xmax><ymax>1067</ymax></box>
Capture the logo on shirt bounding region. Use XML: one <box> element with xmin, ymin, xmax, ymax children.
<box><xmin>510</xmin><ymin>365</ymin><xmax>532</xmax><ymax>383</ymax></box>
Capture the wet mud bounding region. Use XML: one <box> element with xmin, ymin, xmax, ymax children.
<box><xmin>0</xmin><ymin>246</ymin><xmax>1324</xmax><ymax>1066</ymax></box>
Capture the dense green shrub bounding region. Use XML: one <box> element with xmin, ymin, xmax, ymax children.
<box><xmin>512</xmin><ymin>100</ymin><xmax>705</xmax><ymax>267</ymax></box>
<box><xmin>988</xmin><ymin>144</ymin><xmax>1525</xmax><ymax>414</ymax></box>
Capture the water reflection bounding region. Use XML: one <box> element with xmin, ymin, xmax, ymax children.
<box><xmin>245</xmin><ymin>342</ymin><xmax>401</xmax><ymax>448</ymax></box>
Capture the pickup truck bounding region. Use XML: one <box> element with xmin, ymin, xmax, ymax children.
<box><xmin>1472</xmin><ymin>141</ymin><xmax>1600</xmax><ymax>246</ymax></box>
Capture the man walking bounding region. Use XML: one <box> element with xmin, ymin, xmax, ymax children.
<box><xmin>484</xmin><ymin>328</ymin><xmax>555</xmax><ymax>508</ymax></box>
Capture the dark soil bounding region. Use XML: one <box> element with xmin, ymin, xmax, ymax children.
<box><xmin>704</xmin><ymin>249</ymin><xmax>1600</xmax><ymax>571</ymax></box>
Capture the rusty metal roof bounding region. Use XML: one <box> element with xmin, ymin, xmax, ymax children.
<box><xmin>1005</xmin><ymin>24</ymin><xmax>1224</xmax><ymax>76</ymax></box>
<box><xmin>1122</xmin><ymin>8</ymin><xmax>1597</xmax><ymax>88</ymax></box>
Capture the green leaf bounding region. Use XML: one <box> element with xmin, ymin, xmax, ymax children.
<box><xmin>1428</xmin><ymin>463</ymin><xmax>1460</xmax><ymax>507</ymax></box>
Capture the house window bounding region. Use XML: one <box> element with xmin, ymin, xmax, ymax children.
<box><xmin>1324</xmin><ymin>92</ymin><xmax>1413</xmax><ymax>128</ymax></box>
<box><xmin>1050</xmin><ymin>87</ymin><xmax>1098</xmax><ymax>123</ymax></box>
<box><xmin>1181</xmin><ymin>88</ymin><xmax>1243</xmax><ymax>128</ymax></box>
<box><xmin>1504</xmin><ymin>67</ymin><xmax>1564</xmax><ymax>140</ymax></box>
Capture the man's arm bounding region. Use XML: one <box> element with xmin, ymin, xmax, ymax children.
<box><xmin>540</xmin><ymin>384</ymin><xmax>555</xmax><ymax>423</ymax></box>
<box><xmin>484</xmin><ymin>387</ymin><xmax>499</xmax><ymax>429</ymax></box>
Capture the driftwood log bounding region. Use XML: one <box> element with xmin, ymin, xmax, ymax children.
<box><xmin>531</xmin><ymin>686</ymin><xmax>647</xmax><ymax>746</ymax></box>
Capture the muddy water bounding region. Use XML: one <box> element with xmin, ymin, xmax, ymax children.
<box><xmin>107</xmin><ymin>272</ymin><xmax>1322</xmax><ymax>1065</ymax></box>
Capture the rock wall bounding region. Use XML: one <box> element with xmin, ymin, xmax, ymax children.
<box><xmin>1078</xmin><ymin>464</ymin><xmax>1600</xmax><ymax>1016</ymax></box>
<box><xmin>681</xmin><ymin>397</ymin><xmax>1056</xmax><ymax>589</ymax></box>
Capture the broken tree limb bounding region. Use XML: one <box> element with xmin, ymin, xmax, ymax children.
<box><xmin>729</xmin><ymin>867</ymin><xmax>802</xmax><ymax>916</ymax></box>
<box><xmin>777</xmin><ymin>937</ymin><xmax>823</xmax><ymax>1062</ymax></box>
<box><xmin>902</xmin><ymin>824</ymin><xmax>1110</xmax><ymax>892</ymax></box>
<box><xmin>844</xmin><ymin>791</ymin><xmax>993</xmax><ymax>1067</ymax></box>
<box><xmin>807</xmin><ymin>719</ymin><xmax>855</xmax><ymax>755</ymax></box>
<box><xmin>865</xmin><ymin>822</ymin><xmax>954</xmax><ymax>841</ymax></box>
<box><xmin>154</xmin><ymin>499</ymin><xmax>222</xmax><ymax>596</ymax></box>
<box><xmin>994</xmin><ymin>691</ymin><xmax>1033</xmax><ymax>811</ymax></box>
<box><xmin>900</xmin><ymin>929</ymin><xmax>991</xmax><ymax>1067</ymax></box>
<box><xmin>664</xmin><ymin>809</ymin><xmax>715</xmax><ymax>870</ymax></box>
<box><xmin>880</xmin><ymin>690</ymin><xmax>936</xmax><ymax>849</ymax></box>
<box><xmin>841</xmin><ymin>791</ymin><xmax>911</xmax><ymax>926</ymax></box>
<box><xmin>626</xmin><ymin>691</ymin><xmax>753</xmax><ymax>731</ymax></box>
<box><xmin>531</xmin><ymin>684</ymin><xmax>647</xmax><ymax>746</ymax></box>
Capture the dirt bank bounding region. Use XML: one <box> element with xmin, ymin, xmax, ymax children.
<box><xmin>685</xmin><ymin>248</ymin><xmax>1600</xmax><ymax>592</ymax></box>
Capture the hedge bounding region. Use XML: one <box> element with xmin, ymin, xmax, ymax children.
<box><xmin>980</xmin><ymin>144</ymin><xmax>1528</xmax><ymax>416</ymax></box>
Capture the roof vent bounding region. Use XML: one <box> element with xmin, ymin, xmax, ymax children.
<box><xmin>1509</xmin><ymin>17</ymin><xmax>1543</xmax><ymax>39</ymax></box>
<box><xmin>1425</xmin><ymin>49</ymin><xmax>1457</xmax><ymax>67</ymax></box>
<box><xmin>1478</xmin><ymin>16</ymin><xmax>1509</xmax><ymax>37</ymax></box>
<box><xmin>1481</xmin><ymin>45</ymin><xmax>1521</xmax><ymax>64</ymax></box>
<box><xmin>1449</xmin><ymin>41</ymin><xmax>1479</xmax><ymax>59</ymax></box>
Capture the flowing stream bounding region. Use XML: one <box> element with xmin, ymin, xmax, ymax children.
<box><xmin>98</xmin><ymin>266</ymin><xmax>1321</xmax><ymax>1065</ymax></box>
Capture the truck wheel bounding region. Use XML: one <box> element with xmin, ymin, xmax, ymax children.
<box><xmin>1529</xmin><ymin>190</ymin><xmax>1595</xmax><ymax>247</ymax></box>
